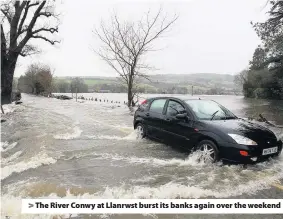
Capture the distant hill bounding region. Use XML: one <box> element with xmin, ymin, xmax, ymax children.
<box><xmin>58</xmin><ymin>73</ymin><xmax>235</xmax><ymax>86</ymax></box>
<box><xmin>53</xmin><ymin>73</ymin><xmax>241</xmax><ymax>95</ymax></box>
<box><xmin>139</xmin><ymin>73</ymin><xmax>236</xmax><ymax>89</ymax></box>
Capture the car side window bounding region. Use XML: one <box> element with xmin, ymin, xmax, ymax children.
<box><xmin>149</xmin><ymin>99</ymin><xmax>167</xmax><ymax>114</ymax></box>
<box><xmin>166</xmin><ymin>100</ymin><xmax>186</xmax><ymax>117</ymax></box>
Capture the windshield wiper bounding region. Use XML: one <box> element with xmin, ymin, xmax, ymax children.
<box><xmin>224</xmin><ymin>116</ymin><xmax>235</xmax><ymax>120</ymax></box>
<box><xmin>222</xmin><ymin>109</ymin><xmax>236</xmax><ymax>120</ymax></box>
<box><xmin>210</xmin><ymin>110</ymin><xmax>219</xmax><ymax>120</ymax></box>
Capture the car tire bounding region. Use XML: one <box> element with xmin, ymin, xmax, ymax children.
<box><xmin>135</xmin><ymin>123</ymin><xmax>146</xmax><ymax>139</ymax></box>
<box><xmin>196</xmin><ymin>140</ymin><xmax>220</xmax><ymax>163</ymax></box>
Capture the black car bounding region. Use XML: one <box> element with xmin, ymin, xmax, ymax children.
<box><xmin>133</xmin><ymin>97</ymin><xmax>282</xmax><ymax>164</ymax></box>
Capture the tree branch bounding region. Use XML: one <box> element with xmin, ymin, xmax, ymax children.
<box><xmin>32</xmin><ymin>27</ymin><xmax>58</xmax><ymax>35</ymax></box>
<box><xmin>38</xmin><ymin>11</ymin><xmax>52</xmax><ymax>17</ymax></box>
<box><xmin>141</xmin><ymin>14</ymin><xmax>178</xmax><ymax>52</ymax></box>
<box><xmin>0</xmin><ymin>8</ymin><xmax>11</xmax><ymax>23</ymax></box>
<box><xmin>32</xmin><ymin>35</ymin><xmax>59</xmax><ymax>45</ymax></box>
<box><xmin>17</xmin><ymin>1</ymin><xmax>60</xmax><ymax>52</ymax></box>
<box><xmin>17</xmin><ymin>2</ymin><xmax>40</xmax><ymax>35</ymax></box>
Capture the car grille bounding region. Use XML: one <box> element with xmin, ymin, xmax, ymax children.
<box><xmin>256</xmin><ymin>137</ymin><xmax>278</xmax><ymax>148</ymax></box>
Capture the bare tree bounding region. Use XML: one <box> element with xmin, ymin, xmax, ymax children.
<box><xmin>234</xmin><ymin>69</ymin><xmax>249</xmax><ymax>87</ymax></box>
<box><xmin>1</xmin><ymin>0</ymin><xmax>59</xmax><ymax>104</ymax></box>
<box><xmin>93</xmin><ymin>8</ymin><xmax>178</xmax><ymax>107</ymax></box>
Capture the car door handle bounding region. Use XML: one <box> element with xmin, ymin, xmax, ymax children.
<box><xmin>166</xmin><ymin>118</ymin><xmax>171</xmax><ymax>121</ymax></box>
<box><xmin>145</xmin><ymin>113</ymin><xmax>150</xmax><ymax>116</ymax></box>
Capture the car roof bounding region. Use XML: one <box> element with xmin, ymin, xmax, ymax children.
<box><xmin>148</xmin><ymin>96</ymin><xmax>205</xmax><ymax>101</ymax></box>
<box><xmin>183</xmin><ymin>98</ymin><xmax>212</xmax><ymax>101</ymax></box>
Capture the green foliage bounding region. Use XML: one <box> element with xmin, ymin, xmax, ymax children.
<box><xmin>241</xmin><ymin>0</ymin><xmax>283</xmax><ymax>99</ymax></box>
<box><xmin>55</xmin><ymin>79</ymin><xmax>70</xmax><ymax>93</ymax></box>
<box><xmin>234</xmin><ymin>69</ymin><xmax>248</xmax><ymax>87</ymax></box>
<box><xmin>17</xmin><ymin>63</ymin><xmax>53</xmax><ymax>96</ymax></box>
<box><xmin>254</xmin><ymin>88</ymin><xmax>268</xmax><ymax>99</ymax></box>
<box><xmin>70</xmin><ymin>78</ymin><xmax>88</xmax><ymax>93</ymax></box>
<box><xmin>249</xmin><ymin>46</ymin><xmax>267</xmax><ymax>70</ymax></box>
<box><xmin>83</xmin><ymin>78</ymin><xmax>116</xmax><ymax>85</ymax></box>
<box><xmin>52</xmin><ymin>78</ymin><xmax>89</xmax><ymax>93</ymax></box>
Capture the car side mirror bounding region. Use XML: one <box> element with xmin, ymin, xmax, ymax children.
<box><xmin>176</xmin><ymin>113</ymin><xmax>187</xmax><ymax>119</ymax></box>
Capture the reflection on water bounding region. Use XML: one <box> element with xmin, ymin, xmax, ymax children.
<box><xmin>1</xmin><ymin>93</ymin><xmax>283</xmax><ymax>218</ymax></box>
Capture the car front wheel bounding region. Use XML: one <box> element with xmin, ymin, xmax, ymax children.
<box><xmin>135</xmin><ymin>123</ymin><xmax>146</xmax><ymax>139</ymax></box>
<box><xmin>196</xmin><ymin>140</ymin><xmax>219</xmax><ymax>163</ymax></box>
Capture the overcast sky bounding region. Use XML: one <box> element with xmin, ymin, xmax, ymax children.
<box><xmin>15</xmin><ymin>0</ymin><xmax>269</xmax><ymax>77</ymax></box>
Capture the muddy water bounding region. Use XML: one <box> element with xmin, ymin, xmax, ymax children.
<box><xmin>1</xmin><ymin>94</ymin><xmax>283</xmax><ymax>219</ymax></box>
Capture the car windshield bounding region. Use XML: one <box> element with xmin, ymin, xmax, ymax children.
<box><xmin>185</xmin><ymin>100</ymin><xmax>236</xmax><ymax>120</ymax></box>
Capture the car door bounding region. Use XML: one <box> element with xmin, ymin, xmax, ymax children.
<box><xmin>163</xmin><ymin>100</ymin><xmax>195</xmax><ymax>149</ymax></box>
<box><xmin>146</xmin><ymin>98</ymin><xmax>167</xmax><ymax>140</ymax></box>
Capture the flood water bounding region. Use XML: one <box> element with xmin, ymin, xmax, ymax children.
<box><xmin>1</xmin><ymin>93</ymin><xmax>283</xmax><ymax>219</ymax></box>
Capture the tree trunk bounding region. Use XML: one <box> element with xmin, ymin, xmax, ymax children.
<box><xmin>1</xmin><ymin>57</ymin><xmax>17</xmax><ymax>105</ymax></box>
<box><xmin>127</xmin><ymin>73</ymin><xmax>136</xmax><ymax>108</ymax></box>
<box><xmin>2</xmin><ymin>22</ymin><xmax>19</xmax><ymax>105</ymax></box>
<box><xmin>127</xmin><ymin>82</ymin><xmax>133</xmax><ymax>107</ymax></box>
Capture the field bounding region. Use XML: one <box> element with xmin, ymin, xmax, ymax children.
<box><xmin>49</xmin><ymin>74</ymin><xmax>241</xmax><ymax>94</ymax></box>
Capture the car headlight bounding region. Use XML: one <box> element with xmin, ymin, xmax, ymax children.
<box><xmin>228</xmin><ymin>134</ymin><xmax>257</xmax><ymax>145</ymax></box>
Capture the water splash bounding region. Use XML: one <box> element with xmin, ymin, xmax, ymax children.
<box><xmin>1</xmin><ymin>152</ymin><xmax>57</xmax><ymax>180</ymax></box>
<box><xmin>86</xmin><ymin>130</ymin><xmax>142</xmax><ymax>141</ymax></box>
<box><xmin>2</xmin><ymin>103</ymin><xmax>16</xmax><ymax>114</ymax></box>
<box><xmin>1</xmin><ymin>151</ymin><xmax>23</xmax><ymax>165</ymax></box>
<box><xmin>1</xmin><ymin>141</ymin><xmax>18</xmax><ymax>152</ymax></box>
<box><xmin>71</xmin><ymin>148</ymin><xmax>224</xmax><ymax>167</ymax></box>
<box><xmin>53</xmin><ymin>126</ymin><xmax>82</xmax><ymax>140</ymax></box>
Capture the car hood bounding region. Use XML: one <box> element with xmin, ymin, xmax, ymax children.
<box><xmin>202</xmin><ymin>118</ymin><xmax>276</xmax><ymax>142</ymax></box>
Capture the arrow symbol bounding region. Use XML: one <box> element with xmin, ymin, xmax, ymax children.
<box><xmin>28</xmin><ymin>203</ymin><xmax>34</xmax><ymax>208</ymax></box>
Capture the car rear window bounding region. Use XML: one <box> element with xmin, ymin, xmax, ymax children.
<box><xmin>138</xmin><ymin>99</ymin><xmax>150</xmax><ymax>111</ymax></box>
<box><xmin>149</xmin><ymin>99</ymin><xmax>166</xmax><ymax>114</ymax></box>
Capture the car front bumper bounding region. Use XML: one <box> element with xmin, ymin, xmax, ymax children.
<box><xmin>219</xmin><ymin>140</ymin><xmax>283</xmax><ymax>164</ymax></box>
